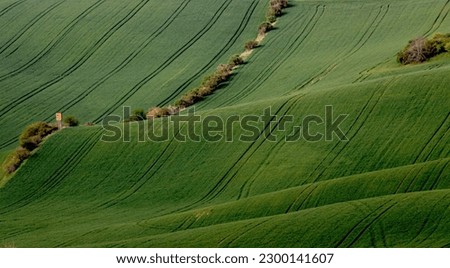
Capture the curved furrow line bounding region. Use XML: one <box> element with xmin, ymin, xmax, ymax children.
<box><xmin>235</xmin><ymin>97</ymin><xmax>305</xmax><ymax>199</ymax></box>
<box><xmin>156</xmin><ymin>0</ymin><xmax>259</xmax><ymax>107</ymax></box>
<box><xmin>429</xmin><ymin>160</ymin><xmax>450</xmax><ymax>190</ymax></box>
<box><xmin>423</xmin><ymin>0</ymin><xmax>450</xmax><ymax>37</ymax></box>
<box><xmin>221</xmin><ymin>5</ymin><xmax>325</xmax><ymax>107</ymax></box>
<box><xmin>414</xmin><ymin>197</ymin><xmax>450</xmax><ymax>246</ymax></box>
<box><xmin>334</xmin><ymin>201</ymin><xmax>393</xmax><ymax>247</ymax></box>
<box><xmin>232</xmin><ymin>5</ymin><xmax>326</xmax><ymax>103</ymax></box>
<box><xmin>102</xmin><ymin>143</ymin><xmax>178</xmax><ymax>209</ymax></box>
<box><xmin>0</xmin><ymin>0</ymin><xmax>106</xmax><ymax>81</ymax></box>
<box><xmin>166</xmin><ymin>98</ymin><xmax>295</xmax><ymax>214</ymax></box>
<box><xmin>185</xmin><ymin>4</ymin><xmax>304</xmax><ymax>109</ymax></box>
<box><xmin>0</xmin><ymin>129</ymin><xmax>102</xmax><ymax>215</ymax></box>
<box><xmin>0</xmin><ymin>1</ymin><xmax>64</xmax><ymax>56</ymax></box>
<box><xmin>296</xmin><ymin>5</ymin><xmax>389</xmax><ymax>90</ymax></box>
<box><xmin>208</xmin><ymin>5</ymin><xmax>311</xmax><ymax>108</ymax></box>
<box><xmin>289</xmin><ymin>184</ymin><xmax>319</xmax><ymax>212</ymax></box>
<box><xmin>283</xmin><ymin>184</ymin><xmax>315</xmax><ymax>213</ymax></box>
<box><xmin>393</xmin><ymin>164</ymin><xmax>420</xmax><ymax>194</ymax></box>
<box><xmin>97</xmin><ymin>126</ymin><xmax>183</xmax><ymax>209</ymax></box>
<box><xmin>345</xmin><ymin>5</ymin><xmax>389</xmax><ymax>59</ymax></box>
<box><xmin>403</xmin><ymin>164</ymin><xmax>427</xmax><ymax>192</ymax></box>
<box><xmin>0</xmin><ymin>0</ymin><xmax>150</xmax><ymax>118</ymax></box>
<box><xmin>241</xmin><ymin>133</ymin><xmax>288</xmax><ymax>197</ymax></box>
<box><xmin>92</xmin><ymin>0</ymin><xmax>233</xmax><ymax>123</ymax></box>
<box><xmin>210</xmin><ymin>97</ymin><xmax>302</xmax><ymax>201</ymax></box>
<box><xmin>182</xmin><ymin>96</ymin><xmax>303</xmax><ymax>211</ymax></box>
<box><xmin>308</xmin><ymin>79</ymin><xmax>396</xmax><ymax>183</ymax></box>
<box><xmin>220</xmin><ymin>219</ymin><xmax>270</xmax><ymax>247</ymax></box>
<box><xmin>0</xmin><ymin>136</ymin><xmax>17</xmax><ymax>150</ymax></box>
<box><xmin>0</xmin><ymin>0</ymin><xmax>25</xmax><ymax>18</ymax></box>
<box><xmin>346</xmin><ymin>201</ymin><xmax>399</xmax><ymax>247</ymax></box>
<box><xmin>353</xmin><ymin>57</ymin><xmax>391</xmax><ymax>83</ymax></box>
<box><xmin>43</xmin><ymin>0</ymin><xmax>192</xmax><ymax>120</ymax></box>
<box><xmin>38</xmin><ymin>131</ymin><xmax>102</xmax><ymax>193</ymax></box>
<box><xmin>414</xmin><ymin>112</ymin><xmax>450</xmax><ymax>163</ymax></box>
<box><xmin>305</xmin><ymin>82</ymin><xmax>384</xmax><ymax>182</ymax></box>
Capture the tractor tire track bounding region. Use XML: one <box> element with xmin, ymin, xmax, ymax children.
<box><xmin>0</xmin><ymin>0</ymin><xmax>150</xmax><ymax>118</ymax></box>
<box><xmin>156</xmin><ymin>0</ymin><xmax>259</xmax><ymax>107</ymax></box>
<box><xmin>236</xmin><ymin>96</ymin><xmax>305</xmax><ymax>199</ymax></box>
<box><xmin>423</xmin><ymin>0</ymin><xmax>450</xmax><ymax>37</ymax></box>
<box><xmin>214</xmin><ymin>6</ymin><xmax>314</xmax><ymax>106</ymax></box>
<box><xmin>92</xmin><ymin>0</ymin><xmax>233</xmax><ymax>123</ymax></box>
<box><xmin>168</xmin><ymin>98</ymin><xmax>295</xmax><ymax>213</ymax></box>
<box><xmin>0</xmin><ymin>0</ymin><xmax>25</xmax><ymax>19</ymax></box>
<box><xmin>415</xmin><ymin>194</ymin><xmax>450</xmax><ymax>246</ymax></box>
<box><xmin>0</xmin><ymin>129</ymin><xmax>101</xmax><ymax>215</ymax></box>
<box><xmin>0</xmin><ymin>136</ymin><xmax>17</xmax><ymax>150</ymax></box>
<box><xmin>295</xmin><ymin>5</ymin><xmax>389</xmax><ymax>91</ymax></box>
<box><xmin>334</xmin><ymin>201</ymin><xmax>394</xmax><ymax>247</ymax></box>
<box><xmin>210</xmin><ymin>97</ymin><xmax>301</xmax><ymax>201</ymax></box>
<box><xmin>220</xmin><ymin>219</ymin><xmax>270</xmax><ymax>247</ymax></box>
<box><xmin>44</xmin><ymin>0</ymin><xmax>192</xmax><ymax>119</ymax></box>
<box><xmin>308</xmin><ymin>79</ymin><xmax>394</xmax><ymax>183</ymax></box>
<box><xmin>414</xmin><ymin>112</ymin><xmax>450</xmax><ymax>163</ymax></box>
<box><xmin>0</xmin><ymin>1</ymin><xmax>64</xmax><ymax>55</ymax></box>
<box><xmin>429</xmin><ymin>160</ymin><xmax>450</xmax><ymax>190</ymax></box>
<box><xmin>305</xmin><ymin>82</ymin><xmax>382</xmax><ymax>182</ymax></box>
<box><xmin>346</xmin><ymin>201</ymin><xmax>398</xmax><ymax>247</ymax></box>
<box><xmin>222</xmin><ymin>5</ymin><xmax>325</xmax><ymax>106</ymax></box>
<box><xmin>0</xmin><ymin>0</ymin><xmax>106</xmax><ymax>81</ymax></box>
<box><xmin>175</xmin><ymin>96</ymin><xmax>303</xmax><ymax>213</ymax></box>
<box><xmin>98</xmin><ymin>126</ymin><xmax>183</xmax><ymax>209</ymax></box>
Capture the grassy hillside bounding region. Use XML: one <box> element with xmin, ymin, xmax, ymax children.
<box><xmin>0</xmin><ymin>0</ymin><xmax>449</xmax><ymax>247</ymax></box>
<box><xmin>0</xmin><ymin>0</ymin><xmax>266</xmax><ymax>150</ymax></box>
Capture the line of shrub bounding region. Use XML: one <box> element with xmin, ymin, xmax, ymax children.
<box><xmin>146</xmin><ymin>0</ymin><xmax>289</xmax><ymax>119</ymax></box>
<box><xmin>3</xmin><ymin>122</ymin><xmax>58</xmax><ymax>174</ymax></box>
<box><xmin>266</xmin><ymin>0</ymin><xmax>289</xmax><ymax>23</ymax></box>
<box><xmin>397</xmin><ymin>33</ymin><xmax>450</xmax><ymax>65</ymax></box>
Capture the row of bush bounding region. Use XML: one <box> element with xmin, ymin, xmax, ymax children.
<box><xmin>3</xmin><ymin>122</ymin><xmax>58</xmax><ymax>174</ymax></box>
<box><xmin>266</xmin><ymin>0</ymin><xmax>289</xmax><ymax>23</ymax></box>
<box><xmin>2</xmin><ymin>115</ymin><xmax>83</xmax><ymax>174</ymax></box>
<box><xmin>397</xmin><ymin>33</ymin><xmax>450</xmax><ymax>65</ymax></box>
<box><xmin>144</xmin><ymin>0</ymin><xmax>289</xmax><ymax>119</ymax></box>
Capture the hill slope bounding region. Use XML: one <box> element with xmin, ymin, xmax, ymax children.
<box><xmin>0</xmin><ymin>0</ymin><xmax>266</xmax><ymax>150</ymax></box>
<box><xmin>0</xmin><ymin>0</ymin><xmax>449</xmax><ymax>247</ymax></box>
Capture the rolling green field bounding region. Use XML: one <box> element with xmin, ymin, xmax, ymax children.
<box><xmin>0</xmin><ymin>0</ymin><xmax>449</xmax><ymax>247</ymax></box>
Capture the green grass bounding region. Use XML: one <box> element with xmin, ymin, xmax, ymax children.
<box><xmin>0</xmin><ymin>0</ymin><xmax>449</xmax><ymax>247</ymax></box>
<box><xmin>0</xmin><ymin>0</ymin><xmax>266</xmax><ymax>150</ymax></box>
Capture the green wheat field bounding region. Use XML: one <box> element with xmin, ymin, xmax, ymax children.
<box><xmin>0</xmin><ymin>0</ymin><xmax>449</xmax><ymax>247</ymax></box>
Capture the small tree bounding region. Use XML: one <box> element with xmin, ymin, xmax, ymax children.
<box><xmin>397</xmin><ymin>35</ymin><xmax>449</xmax><ymax>65</ymax></box>
<box><xmin>64</xmin><ymin>115</ymin><xmax>79</xmax><ymax>127</ymax></box>
<box><xmin>19</xmin><ymin>122</ymin><xmax>57</xmax><ymax>151</ymax></box>
<box><xmin>259</xmin><ymin>22</ymin><xmax>274</xmax><ymax>35</ymax></box>
<box><xmin>147</xmin><ymin>107</ymin><xmax>172</xmax><ymax>119</ymax></box>
<box><xmin>228</xmin><ymin>55</ymin><xmax>244</xmax><ymax>67</ymax></box>
<box><xmin>245</xmin><ymin>40</ymin><xmax>259</xmax><ymax>50</ymax></box>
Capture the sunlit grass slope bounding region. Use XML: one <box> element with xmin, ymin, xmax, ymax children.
<box><xmin>0</xmin><ymin>0</ymin><xmax>266</xmax><ymax>150</ymax></box>
<box><xmin>0</xmin><ymin>0</ymin><xmax>449</xmax><ymax>247</ymax></box>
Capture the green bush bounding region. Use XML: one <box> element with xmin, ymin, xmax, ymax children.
<box><xmin>19</xmin><ymin>122</ymin><xmax>57</xmax><ymax>151</ymax></box>
<box><xmin>259</xmin><ymin>22</ymin><xmax>274</xmax><ymax>35</ymax></box>
<box><xmin>397</xmin><ymin>34</ymin><xmax>450</xmax><ymax>65</ymax></box>
<box><xmin>147</xmin><ymin>107</ymin><xmax>172</xmax><ymax>119</ymax></box>
<box><xmin>228</xmin><ymin>55</ymin><xmax>244</xmax><ymax>67</ymax></box>
<box><xmin>64</xmin><ymin>115</ymin><xmax>80</xmax><ymax>127</ymax></box>
<box><xmin>245</xmin><ymin>40</ymin><xmax>259</xmax><ymax>50</ymax></box>
<box><xmin>3</xmin><ymin>147</ymin><xmax>31</xmax><ymax>174</ymax></box>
